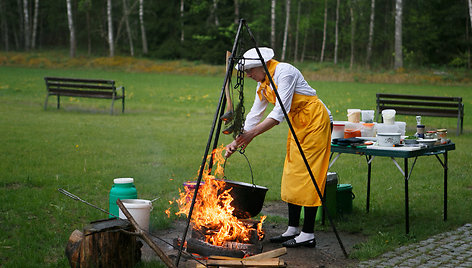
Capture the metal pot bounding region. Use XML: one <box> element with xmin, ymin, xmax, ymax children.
<box><xmin>217</xmin><ymin>179</ymin><xmax>268</xmax><ymax>219</ymax></box>
<box><xmin>221</xmin><ymin>152</ymin><xmax>268</xmax><ymax>219</ymax></box>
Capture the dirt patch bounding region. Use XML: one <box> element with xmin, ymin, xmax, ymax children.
<box><xmin>143</xmin><ymin>201</ymin><xmax>365</xmax><ymax>267</ymax></box>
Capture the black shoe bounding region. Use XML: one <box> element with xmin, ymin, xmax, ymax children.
<box><xmin>282</xmin><ymin>238</ymin><xmax>316</xmax><ymax>248</ymax></box>
<box><xmin>269</xmin><ymin>234</ymin><xmax>298</xmax><ymax>243</ymax></box>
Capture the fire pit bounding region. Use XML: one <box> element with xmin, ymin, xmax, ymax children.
<box><xmin>169</xmin><ymin>146</ymin><xmax>267</xmax><ymax>258</ymax></box>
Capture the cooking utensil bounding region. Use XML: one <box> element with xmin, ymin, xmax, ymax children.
<box><xmin>221</xmin><ymin>151</ymin><xmax>268</xmax><ymax>219</ymax></box>
<box><xmin>221</xmin><ymin>51</ymin><xmax>234</xmax><ymax>122</ymax></box>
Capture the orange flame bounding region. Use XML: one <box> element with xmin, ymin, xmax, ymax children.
<box><xmin>174</xmin><ymin>145</ymin><xmax>265</xmax><ymax>246</ymax></box>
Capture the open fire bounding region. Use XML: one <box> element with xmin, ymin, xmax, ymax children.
<box><xmin>167</xmin><ymin>146</ymin><xmax>265</xmax><ymax>254</ymax></box>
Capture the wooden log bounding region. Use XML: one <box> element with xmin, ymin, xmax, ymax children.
<box><xmin>246</xmin><ymin>247</ymin><xmax>287</xmax><ymax>260</ymax></box>
<box><xmin>205</xmin><ymin>258</ymin><xmax>286</xmax><ymax>267</ymax></box>
<box><xmin>117</xmin><ymin>199</ymin><xmax>177</xmax><ymax>268</ymax></box>
<box><xmin>71</xmin><ymin>218</ymin><xmax>141</xmax><ymax>268</ymax></box>
<box><xmin>65</xmin><ymin>229</ymin><xmax>83</xmax><ymax>267</ymax></box>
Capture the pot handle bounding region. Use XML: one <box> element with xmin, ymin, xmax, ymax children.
<box><xmin>223</xmin><ymin>149</ymin><xmax>256</xmax><ymax>187</ymax></box>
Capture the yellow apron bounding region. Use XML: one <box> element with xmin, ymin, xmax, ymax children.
<box><xmin>280</xmin><ymin>94</ymin><xmax>331</xmax><ymax>207</ymax></box>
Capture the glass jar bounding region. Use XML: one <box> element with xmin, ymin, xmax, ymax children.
<box><xmin>437</xmin><ymin>129</ymin><xmax>447</xmax><ymax>144</ymax></box>
<box><xmin>425</xmin><ymin>130</ymin><xmax>437</xmax><ymax>139</ymax></box>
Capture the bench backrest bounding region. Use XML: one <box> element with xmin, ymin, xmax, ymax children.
<box><xmin>45</xmin><ymin>77</ymin><xmax>116</xmax><ymax>94</ymax></box>
<box><xmin>376</xmin><ymin>93</ymin><xmax>464</xmax><ymax>119</ymax></box>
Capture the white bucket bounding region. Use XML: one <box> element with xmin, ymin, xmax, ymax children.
<box><xmin>347</xmin><ymin>109</ymin><xmax>361</xmax><ymax>123</ymax></box>
<box><xmin>361</xmin><ymin>110</ymin><xmax>375</xmax><ymax>123</ymax></box>
<box><xmin>119</xmin><ymin>199</ymin><xmax>152</xmax><ymax>232</ymax></box>
<box><xmin>382</xmin><ymin>109</ymin><xmax>396</xmax><ymax>125</ymax></box>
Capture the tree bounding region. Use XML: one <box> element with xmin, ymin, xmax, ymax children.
<box><xmin>320</xmin><ymin>0</ymin><xmax>327</xmax><ymax>62</ymax></box>
<box><xmin>349</xmin><ymin>1</ymin><xmax>355</xmax><ymax>69</ymax></box>
<box><xmin>31</xmin><ymin>0</ymin><xmax>38</xmax><ymax>49</ymax></box>
<box><xmin>293</xmin><ymin>0</ymin><xmax>301</xmax><ymax>62</ymax></box>
<box><xmin>22</xmin><ymin>0</ymin><xmax>30</xmax><ymax>50</ymax></box>
<box><xmin>271</xmin><ymin>0</ymin><xmax>276</xmax><ymax>49</ymax></box>
<box><xmin>0</xmin><ymin>0</ymin><xmax>9</xmax><ymax>51</ymax></box>
<box><xmin>234</xmin><ymin>0</ymin><xmax>239</xmax><ymax>24</ymax></box>
<box><xmin>66</xmin><ymin>0</ymin><xmax>76</xmax><ymax>57</ymax></box>
<box><xmin>107</xmin><ymin>0</ymin><xmax>114</xmax><ymax>57</ymax></box>
<box><xmin>394</xmin><ymin>0</ymin><xmax>403</xmax><ymax>69</ymax></box>
<box><xmin>281</xmin><ymin>0</ymin><xmax>290</xmax><ymax>61</ymax></box>
<box><xmin>140</xmin><ymin>0</ymin><xmax>148</xmax><ymax>54</ymax></box>
<box><xmin>366</xmin><ymin>0</ymin><xmax>375</xmax><ymax>66</ymax></box>
<box><xmin>468</xmin><ymin>0</ymin><xmax>472</xmax><ymax>34</ymax></box>
<box><xmin>334</xmin><ymin>0</ymin><xmax>339</xmax><ymax>64</ymax></box>
<box><xmin>122</xmin><ymin>0</ymin><xmax>134</xmax><ymax>56</ymax></box>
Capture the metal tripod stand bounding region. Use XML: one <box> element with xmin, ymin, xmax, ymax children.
<box><xmin>175</xmin><ymin>19</ymin><xmax>348</xmax><ymax>267</ymax></box>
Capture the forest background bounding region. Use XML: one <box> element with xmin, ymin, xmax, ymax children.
<box><xmin>1</xmin><ymin>0</ymin><xmax>472</xmax><ymax>70</ymax></box>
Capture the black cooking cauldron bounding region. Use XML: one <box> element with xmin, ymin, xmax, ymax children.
<box><xmin>221</xmin><ymin>151</ymin><xmax>268</xmax><ymax>219</ymax></box>
<box><xmin>217</xmin><ymin>179</ymin><xmax>268</xmax><ymax>219</ymax></box>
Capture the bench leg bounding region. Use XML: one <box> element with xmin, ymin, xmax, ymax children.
<box><xmin>111</xmin><ymin>98</ymin><xmax>115</xmax><ymax>115</ymax></box>
<box><xmin>57</xmin><ymin>95</ymin><xmax>60</xmax><ymax>109</ymax></box>
<box><xmin>122</xmin><ymin>97</ymin><xmax>125</xmax><ymax>114</ymax></box>
<box><xmin>44</xmin><ymin>94</ymin><xmax>49</xmax><ymax>110</ymax></box>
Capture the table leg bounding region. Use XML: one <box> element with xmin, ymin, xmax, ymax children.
<box><xmin>444</xmin><ymin>151</ymin><xmax>448</xmax><ymax>221</ymax></box>
<box><xmin>366</xmin><ymin>155</ymin><xmax>372</xmax><ymax>213</ymax></box>
<box><xmin>404</xmin><ymin>158</ymin><xmax>409</xmax><ymax>234</ymax></box>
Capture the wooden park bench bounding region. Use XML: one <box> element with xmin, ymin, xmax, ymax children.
<box><xmin>44</xmin><ymin>77</ymin><xmax>125</xmax><ymax>115</ymax></box>
<box><xmin>376</xmin><ymin>93</ymin><xmax>464</xmax><ymax>135</ymax></box>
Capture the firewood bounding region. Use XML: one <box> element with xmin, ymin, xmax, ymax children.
<box><xmin>65</xmin><ymin>229</ymin><xmax>83</xmax><ymax>267</ymax></box>
<box><xmin>205</xmin><ymin>258</ymin><xmax>286</xmax><ymax>267</ymax></box>
<box><xmin>245</xmin><ymin>247</ymin><xmax>287</xmax><ymax>260</ymax></box>
<box><xmin>66</xmin><ymin>218</ymin><xmax>141</xmax><ymax>268</ymax></box>
<box><xmin>117</xmin><ymin>199</ymin><xmax>177</xmax><ymax>268</ymax></box>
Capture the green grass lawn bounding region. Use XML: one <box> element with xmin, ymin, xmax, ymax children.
<box><xmin>0</xmin><ymin>65</ymin><xmax>471</xmax><ymax>267</ymax></box>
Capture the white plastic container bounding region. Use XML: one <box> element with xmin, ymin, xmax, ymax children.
<box><xmin>376</xmin><ymin>123</ymin><xmax>400</xmax><ymax>134</ymax></box>
<box><xmin>361</xmin><ymin>123</ymin><xmax>376</xmax><ymax>137</ymax></box>
<box><xmin>361</xmin><ymin>110</ymin><xmax>375</xmax><ymax>123</ymax></box>
<box><xmin>119</xmin><ymin>199</ymin><xmax>152</xmax><ymax>231</ymax></box>
<box><xmin>347</xmin><ymin>109</ymin><xmax>361</xmax><ymax>123</ymax></box>
<box><xmin>377</xmin><ymin>133</ymin><xmax>401</xmax><ymax>147</ymax></box>
<box><xmin>332</xmin><ymin>121</ymin><xmax>346</xmax><ymax>140</ymax></box>
<box><xmin>382</xmin><ymin>109</ymin><xmax>396</xmax><ymax>125</ymax></box>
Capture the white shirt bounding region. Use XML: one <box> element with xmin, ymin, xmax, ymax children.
<box><xmin>244</xmin><ymin>63</ymin><xmax>332</xmax><ymax>131</ymax></box>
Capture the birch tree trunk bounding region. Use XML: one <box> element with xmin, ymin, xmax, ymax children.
<box><xmin>366</xmin><ymin>0</ymin><xmax>375</xmax><ymax>66</ymax></box>
<box><xmin>31</xmin><ymin>0</ymin><xmax>38</xmax><ymax>49</ymax></box>
<box><xmin>180</xmin><ymin>0</ymin><xmax>184</xmax><ymax>42</ymax></box>
<box><xmin>394</xmin><ymin>0</ymin><xmax>403</xmax><ymax>69</ymax></box>
<box><xmin>468</xmin><ymin>0</ymin><xmax>472</xmax><ymax>32</ymax></box>
<box><xmin>301</xmin><ymin>27</ymin><xmax>307</xmax><ymax>62</ymax></box>
<box><xmin>212</xmin><ymin>0</ymin><xmax>219</xmax><ymax>26</ymax></box>
<box><xmin>320</xmin><ymin>0</ymin><xmax>327</xmax><ymax>62</ymax></box>
<box><xmin>271</xmin><ymin>0</ymin><xmax>276</xmax><ymax>49</ymax></box>
<box><xmin>334</xmin><ymin>0</ymin><xmax>339</xmax><ymax>64</ymax></box>
<box><xmin>107</xmin><ymin>0</ymin><xmax>114</xmax><ymax>57</ymax></box>
<box><xmin>122</xmin><ymin>0</ymin><xmax>134</xmax><ymax>56</ymax></box>
<box><xmin>294</xmin><ymin>0</ymin><xmax>301</xmax><ymax>62</ymax></box>
<box><xmin>140</xmin><ymin>0</ymin><xmax>148</xmax><ymax>53</ymax></box>
<box><xmin>281</xmin><ymin>0</ymin><xmax>290</xmax><ymax>61</ymax></box>
<box><xmin>349</xmin><ymin>3</ymin><xmax>355</xmax><ymax>69</ymax></box>
<box><xmin>66</xmin><ymin>0</ymin><xmax>76</xmax><ymax>57</ymax></box>
<box><xmin>234</xmin><ymin>0</ymin><xmax>239</xmax><ymax>24</ymax></box>
<box><xmin>0</xmin><ymin>0</ymin><xmax>9</xmax><ymax>51</ymax></box>
<box><xmin>23</xmin><ymin>0</ymin><xmax>30</xmax><ymax>51</ymax></box>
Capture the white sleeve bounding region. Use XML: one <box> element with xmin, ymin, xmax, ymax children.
<box><xmin>243</xmin><ymin>92</ymin><xmax>269</xmax><ymax>132</ymax></box>
<box><xmin>267</xmin><ymin>72</ymin><xmax>296</xmax><ymax>123</ymax></box>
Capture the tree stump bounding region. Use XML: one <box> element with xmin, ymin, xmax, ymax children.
<box><xmin>65</xmin><ymin>218</ymin><xmax>142</xmax><ymax>268</ymax></box>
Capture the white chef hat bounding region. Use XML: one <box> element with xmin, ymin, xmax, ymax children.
<box><xmin>235</xmin><ymin>47</ymin><xmax>274</xmax><ymax>71</ymax></box>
